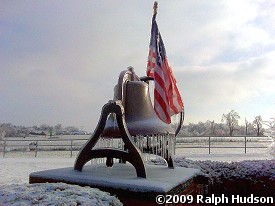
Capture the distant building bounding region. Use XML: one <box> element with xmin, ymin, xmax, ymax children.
<box><xmin>29</xmin><ymin>130</ymin><xmax>47</xmax><ymax>136</ymax></box>
<box><xmin>56</xmin><ymin>130</ymin><xmax>70</xmax><ymax>135</ymax></box>
<box><xmin>72</xmin><ymin>131</ymin><xmax>88</xmax><ymax>135</ymax></box>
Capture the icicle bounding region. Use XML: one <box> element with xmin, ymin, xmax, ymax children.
<box><xmin>165</xmin><ymin>135</ymin><xmax>168</xmax><ymax>159</ymax></box>
<box><xmin>115</xmin><ymin>138</ymin><xmax>118</xmax><ymax>149</ymax></box>
<box><xmin>148</xmin><ymin>135</ymin><xmax>151</xmax><ymax>153</ymax></box>
<box><xmin>142</xmin><ymin>136</ymin><xmax>147</xmax><ymax>153</ymax></box>
<box><xmin>163</xmin><ymin>135</ymin><xmax>165</xmax><ymax>158</ymax></box>
<box><xmin>138</xmin><ymin>135</ymin><xmax>141</xmax><ymax>151</ymax></box>
<box><xmin>156</xmin><ymin>135</ymin><xmax>159</xmax><ymax>158</ymax></box>
<box><xmin>168</xmin><ymin>135</ymin><xmax>173</xmax><ymax>156</ymax></box>
<box><xmin>118</xmin><ymin>139</ymin><xmax>122</xmax><ymax>150</ymax></box>
<box><xmin>164</xmin><ymin>135</ymin><xmax>167</xmax><ymax>159</ymax></box>
<box><xmin>163</xmin><ymin>135</ymin><xmax>165</xmax><ymax>157</ymax></box>
<box><xmin>159</xmin><ymin>135</ymin><xmax>162</xmax><ymax>158</ymax></box>
<box><xmin>168</xmin><ymin>136</ymin><xmax>170</xmax><ymax>157</ymax></box>
<box><xmin>172</xmin><ymin>136</ymin><xmax>176</xmax><ymax>155</ymax></box>
<box><xmin>105</xmin><ymin>137</ymin><xmax>108</xmax><ymax>148</ymax></box>
<box><xmin>138</xmin><ymin>135</ymin><xmax>141</xmax><ymax>152</ymax></box>
<box><xmin>163</xmin><ymin>135</ymin><xmax>165</xmax><ymax>159</ymax></box>
<box><xmin>142</xmin><ymin>136</ymin><xmax>144</xmax><ymax>153</ymax></box>
<box><xmin>104</xmin><ymin>138</ymin><xmax>107</xmax><ymax>148</ymax></box>
<box><xmin>136</xmin><ymin>135</ymin><xmax>140</xmax><ymax>151</ymax></box>
<box><xmin>152</xmin><ymin>135</ymin><xmax>155</xmax><ymax>156</ymax></box>
<box><xmin>139</xmin><ymin>135</ymin><xmax>142</xmax><ymax>153</ymax></box>
<box><xmin>154</xmin><ymin>135</ymin><xmax>157</xmax><ymax>159</ymax></box>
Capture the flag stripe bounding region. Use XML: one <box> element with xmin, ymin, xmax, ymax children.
<box><xmin>154</xmin><ymin>90</ymin><xmax>170</xmax><ymax>123</ymax></box>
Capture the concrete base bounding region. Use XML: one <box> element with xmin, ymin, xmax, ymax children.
<box><xmin>30</xmin><ymin>163</ymin><xmax>208</xmax><ymax>206</ymax></box>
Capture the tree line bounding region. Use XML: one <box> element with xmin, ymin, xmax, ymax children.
<box><xmin>0</xmin><ymin>123</ymin><xmax>83</xmax><ymax>137</ymax></box>
<box><xmin>179</xmin><ymin>110</ymin><xmax>265</xmax><ymax>136</ymax></box>
<box><xmin>1</xmin><ymin>109</ymin><xmax>265</xmax><ymax>137</ymax></box>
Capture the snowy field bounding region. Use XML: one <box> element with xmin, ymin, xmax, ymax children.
<box><xmin>0</xmin><ymin>152</ymin><xmax>272</xmax><ymax>186</ymax></box>
<box><xmin>0</xmin><ymin>135</ymin><xmax>273</xmax><ymax>185</ymax></box>
<box><xmin>0</xmin><ymin>136</ymin><xmax>274</xmax><ymax>205</ymax></box>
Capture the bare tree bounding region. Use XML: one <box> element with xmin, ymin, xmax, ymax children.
<box><xmin>0</xmin><ymin>124</ymin><xmax>6</xmax><ymax>140</ymax></box>
<box><xmin>54</xmin><ymin>124</ymin><xmax>62</xmax><ymax>130</ymax></box>
<box><xmin>221</xmin><ymin>110</ymin><xmax>240</xmax><ymax>136</ymax></box>
<box><xmin>253</xmin><ymin>115</ymin><xmax>263</xmax><ymax>136</ymax></box>
<box><xmin>206</xmin><ymin>120</ymin><xmax>216</xmax><ymax>136</ymax></box>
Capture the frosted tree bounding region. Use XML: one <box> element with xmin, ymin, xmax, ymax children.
<box><xmin>0</xmin><ymin>124</ymin><xmax>5</xmax><ymax>152</ymax></box>
<box><xmin>221</xmin><ymin>110</ymin><xmax>240</xmax><ymax>136</ymax></box>
<box><xmin>263</xmin><ymin>117</ymin><xmax>275</xmax><ymax>157</ymax></box>
<box><xmin>253</xmin><ymin>115</ymin><xmax>263</xmax><ymax>136</ymax></box>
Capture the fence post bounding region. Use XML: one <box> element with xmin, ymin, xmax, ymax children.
<box><xmin>70</xmin><ymin>140</ymin><xmax>73</xmax><ymax>158</ymax></box>
<box><xmin>244</xmin><ymin>136</ymin><xmax>247</xmax><ymax>154</ymax></box>
<box><xmin>35</xmin><ymin>140</ymin><xmax>38</xmax><ymax>157</ymax></box>
<box><xmin>208</xmin><ymin>136</ymin><xmax>211</xmax><ymax>154</ymax></box>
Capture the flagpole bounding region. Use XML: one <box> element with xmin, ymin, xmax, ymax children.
<box><xmin>153</xmin><ymin>1</ymin><xmax>158</xmax><ymax>15</ymax></box>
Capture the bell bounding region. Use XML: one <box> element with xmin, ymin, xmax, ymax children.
<box><xmin>74</xmin><ymin>67</ymin><xmax>178</xmax><ymax>177</ymax></box>
<box><xmin>102</xmin><ymin>68</ymin><xmax>175</xmax><ymax>137</ymax></box>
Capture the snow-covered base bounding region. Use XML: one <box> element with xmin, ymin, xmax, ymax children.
<box><xmin>29</xmin><ymin>163</ymin><xmax>203</xmax><ymax>193</ymax></box>
<box><xmin>0</xmin><ymin>182</ymin><xmax>122</xmax><ymax>206</ymax></box>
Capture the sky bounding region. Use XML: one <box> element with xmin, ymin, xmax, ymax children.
<box><xmin>1</xmin><ymin>0</ymin><xmax>275</xmax><ymax>132</ymax></box>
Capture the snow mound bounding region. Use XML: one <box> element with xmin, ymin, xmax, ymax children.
<box><xmin>150</xmin><ymin>158</ymin><xmax>275</xmax><ymax>196</ymax></box>
<box><xmin>268</xmin><ymin>141</ymin><xmax>275</xmax><ymax>157</ymax></box>
<box><xmin>173</xmin><ymin>158</ymin><xmax>275</xmax><ymax>196</ymax></box>
<box><xmin>0</xmin><ymin>182</ymin><xmax>122</xmax><ymax>206</ymax></box>
<box><xmin>173</xmin><ymin>158</ymin><xmax>275</xmax><ymax>182</ymax></box>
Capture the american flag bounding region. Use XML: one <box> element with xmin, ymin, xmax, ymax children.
<box><xmin>147</xmin><ymin>12</ymin><xmax>184</xmax><ymax>124</ymax></box>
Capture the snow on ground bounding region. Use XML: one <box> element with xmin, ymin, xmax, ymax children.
<box><xmin>0</xmin><ymin>149</ymin><xmax>274</xmax><ymax>205</ymax></box>
<box><xmin>0</xmin><ymin>151</ymin><xmax>272</xmax><ymax>186</ymax></box>
<box><xmin>0</xmin><ymin>158</ymin><xmax>123</xmax><ymax>206</ymax></box>
<box><xmin>0</xmin><ymin>157</ymin><xmax>75</xmax><ymax>185</ymax></box>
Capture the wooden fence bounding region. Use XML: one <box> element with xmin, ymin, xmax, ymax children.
<box><xmin>0</xmin><ymin>136</ymin><xmax>272</xmax><ymax>157</ymax></box>
<box><xmin>0</xmin><ymin>138</ymin><xmax>88</xmax><ymax>158</ymax></box>
<box><xmin>176</xmin><ymin>136</ymin><xmax>272</xmax><ymax>154</ymax></box>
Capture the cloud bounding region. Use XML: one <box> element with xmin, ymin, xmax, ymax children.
<box><xmin>175</xmin><ymin>49</ymin><xmax>275</xmax><ymax>123</ymax></box>
<box><xmin>163</xmin><ymin>0</ymin><xmax>275</xmax><ymax>66</ymax></box>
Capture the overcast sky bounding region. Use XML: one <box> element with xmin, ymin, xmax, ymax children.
<box><xmin>1</xmin><ymin>1</ymin><xmax>275</xmax><ymax>132</ymax></box>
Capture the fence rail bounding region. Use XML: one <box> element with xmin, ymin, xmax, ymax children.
<box><xmin>0</xmin><ymin>136</ymin><xmax>273</xmax><ymax>157</ymax></box>
<box><xmin>0</xmin><ymin>138</ymin><xmax>89</xmax><ymax>158</ymax></box>
<box><xmin>176</xmin><ymin>136</ymin><xmax>272</xmax><ymax>154</ymax></box>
